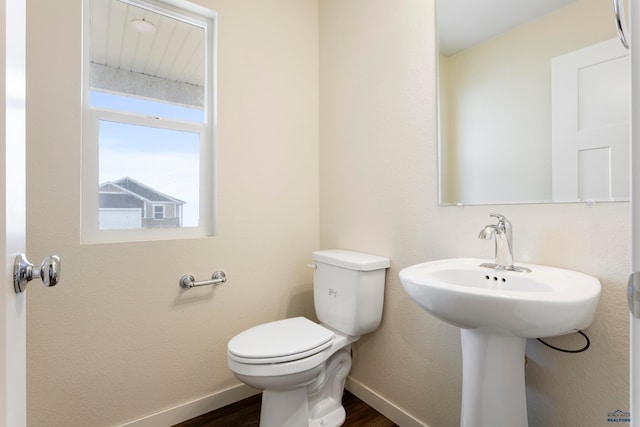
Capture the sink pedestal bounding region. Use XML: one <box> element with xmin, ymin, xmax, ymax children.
<box><xmin>399</xmin><ymin>258</ymin><xmax>601</xmax><ymax>427</ymax></box>
<box><xmin>460</xmin><ymin>329</ymin><xmax>528</xmax><ymax>427</ymax></box>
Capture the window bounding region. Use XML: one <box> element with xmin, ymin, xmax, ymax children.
<box><xmin>82</xmin><ymin>0</ymin><xmax>216</xmax><ymax>242</ymax></box>
<box><xmin>153</xmin><ymin>205</ymin><xmax>165</xmax><ymax>220</ymax></box>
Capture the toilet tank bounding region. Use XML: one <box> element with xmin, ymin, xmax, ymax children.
<box><xmin>312</xmin><ymin>249</ymin><xmax>390</xmax><ymax>336</ymax></box>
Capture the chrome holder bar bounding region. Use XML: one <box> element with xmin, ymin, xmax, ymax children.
<box><xmin>180</xmin><ymin>271</ymin><xmax>226</xmax><ymax>289</ymax></box>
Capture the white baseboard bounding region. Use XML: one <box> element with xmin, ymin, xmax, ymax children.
<box><xmin>345</xmin><ymin>377</ymin><xmax>429</xmax><ymax>427</ymax></box>
<box><xmin>119</xmin><ymin>377</ymin><xmax>427</xmax><ymax>427</ymax></box>
<box><xmin>118</xmin><ymin>383</ymin><xmax>259</xmax><ymax>427</ymax></box>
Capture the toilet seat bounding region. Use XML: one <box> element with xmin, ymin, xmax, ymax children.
<box><xmin>228</xmin><ymin>317</ymin><xmax>335</xmax><ymax>364</ymax></box>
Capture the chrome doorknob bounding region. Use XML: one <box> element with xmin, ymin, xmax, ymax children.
<box><xmin>13</xmin><ymin>254</ymin><xmax>61</xmax><ymax>293</ymax></box>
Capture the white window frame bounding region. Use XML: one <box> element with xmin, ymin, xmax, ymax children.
<box><xmin>153</xmin><ymin>204</ymin><xmax>165</xmax><ymax>220</ymax></box>
<box><xmin>81</xmin><ymin>0</ymin><xmax>217</xmax><ymax>244</ymax></box>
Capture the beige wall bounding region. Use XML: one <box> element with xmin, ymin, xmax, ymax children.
<box><xmin>26</xmin><ymin>0</ymin><xmax>318</xmax><ymax>425</ymax></box>
<box><xmin>25</xmin><ymin>0</ymin><xmax>630</xmax><ymax>426</ymax></box>
<box><xmin>320</xmin><ymin>0</ymin><xmax>629</xmax><ymax>426</ymax></box>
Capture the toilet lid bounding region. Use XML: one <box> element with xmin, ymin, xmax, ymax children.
<box><xmin>228</xmin><ymin>317</ymin><xmax>335</xmax><ymax>364</ymax></box>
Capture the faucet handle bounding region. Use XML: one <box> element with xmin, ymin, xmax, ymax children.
<box><xmin>489</xmin><ymin>213</ymin><xmax>511</xmax><ymax>232</ymax></box>
<box><xmin>489</xmin><ymin>213</ymin><xmax>507</xmax><ymax>221</ymax></box>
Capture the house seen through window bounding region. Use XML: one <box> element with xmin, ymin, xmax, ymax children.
<box><xmin>83</xmin><ymin>0</ymin><xmax>215</xmax><ymax>241</ymax></box>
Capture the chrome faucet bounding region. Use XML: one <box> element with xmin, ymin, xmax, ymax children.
<box><xmin>478</xmin><ymin>213</ymin><xmax>531</xmax><ymax>272</ymax></box>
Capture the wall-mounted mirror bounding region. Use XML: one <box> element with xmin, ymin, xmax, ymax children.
<box><xmin>438</xmin><ymin>0</ymin><xmax>630</xmax><ymax>205</ymax></box>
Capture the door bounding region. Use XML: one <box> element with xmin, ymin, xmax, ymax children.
<box><xmin>0</xmin><ymin>0</ymin><xmax>26</xmax><ymax>425</ymax></box>
<box><xmin>632</xmin><ymin>0</ymin><xmax>640</xmax><ymax>424</ymax></box>
<box><xmin>552</xmin><ymin>38</ymin><xmax>630</xmax><ymax>201</ymax></box>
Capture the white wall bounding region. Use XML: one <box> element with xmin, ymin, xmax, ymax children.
<box><xmin>320</xmin><ymin>0</ymin><xmax>629</xmax><ymax>426</ymax></box>
<box><xmin>25</xmin><ymin>0</ymin><xmax>319</xmax><ymax>425</ymax></box>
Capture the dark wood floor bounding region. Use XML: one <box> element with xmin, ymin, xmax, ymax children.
<box><xmin>173</xmin><ymin>391</ymin><xmax>398</xmax><ymax>427</ymax></box>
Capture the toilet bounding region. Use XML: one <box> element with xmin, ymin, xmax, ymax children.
<box><xmin>227</xmin><ymin>249</ymin><xmax>390</xmax><ymax>427</ymax></box>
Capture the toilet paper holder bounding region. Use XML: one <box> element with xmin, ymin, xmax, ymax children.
<box><xmin>180</xmin><ymin>271</ymin><xmax>226</xmax><ymax>289</ymax></box>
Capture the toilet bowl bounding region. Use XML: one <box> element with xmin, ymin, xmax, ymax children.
<box><xmin>228</xmin><ymin>317</ymin><xmax>357</xmax><ymax>427</ymax></box>
<box><xmin>227</xmin><ymin>250</ymin><xmax>389</xmax><ymax>427</ymax></box>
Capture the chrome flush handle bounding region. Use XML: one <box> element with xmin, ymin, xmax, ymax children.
<box><xmin>13</xmin><ymin>254</ymin><xmax>61</xmax><ymax>293</ymax></box>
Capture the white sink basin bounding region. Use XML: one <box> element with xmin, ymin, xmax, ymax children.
<box><xmin>399</xmin><ymin>258</ymin><xmax>601</xmax><ymax>338</ymax></box>
<box><xmin>400</xmin><ymin>258</ymin><xmax>602</xmax><ymax>427</ymax></box>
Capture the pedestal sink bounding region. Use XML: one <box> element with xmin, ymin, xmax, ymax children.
<box><xmin>399</xmin><ymin>258</ymin><xmax>601</xmax><ymax>427</ymax></box>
